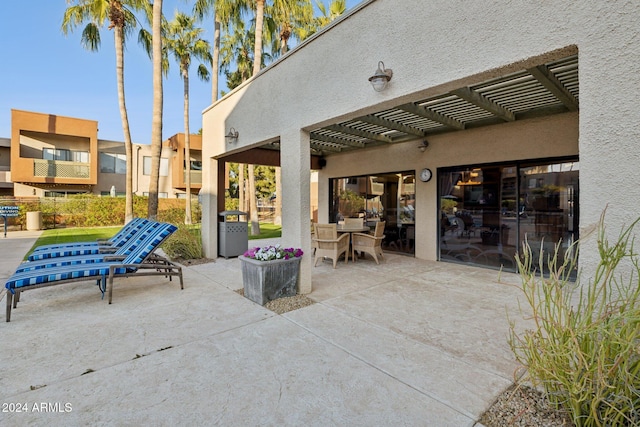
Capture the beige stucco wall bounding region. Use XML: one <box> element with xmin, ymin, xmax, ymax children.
<box><xmin>134</xmin><ymin>144</ymin><xmax>175</xmax><ymax>198</ymax></box>
<box><xmin>202</xmin><ymin>0</ymin><xmax>640</xmax><ymax>284</ymax></box>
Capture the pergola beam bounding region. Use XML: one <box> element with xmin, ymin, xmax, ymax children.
<box><xmin>326</xmin><ymin>124</ymin><xmax>394</xmax><ymax>143</ymax></box>
<box><xmin>357</xmin><ymin>115</ymin><xmax>425</xmax><ymax>137</ymax></box>
<box><xmin>452</xmin><ymin>87</ymin><xmax>516</xmax><ymax>122</ymax></box>
<box><xmin>527</xmin><ymin>65</ymin><xmax>579</xmax><ymax>111</ymax></box>
<box><xmin>397</xmin><ymin>103</ymin><xmax>465</xmax><ymax>130</ymax></box>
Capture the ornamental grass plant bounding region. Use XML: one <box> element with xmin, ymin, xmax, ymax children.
<box><xmin>509</xmin><ymin>212</ymin><xmax>640</xmax><ymax>426</ymax></box>
<box><xmin>161</xmin><ymin>225</ymin><xmax>203</xmax><ymax>260</ymax></box>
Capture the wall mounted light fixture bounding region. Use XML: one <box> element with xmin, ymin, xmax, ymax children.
<box><xmin>368</xmin><ymin>61</ymin><xmax>393</xmax><ymax>92</ymax></box>
<box><xmin>225</xmin><ymin>128</ymin><xmax>239</xmax><ymax>144</ymax></box>
<box><xmin>418</xmin><ymin>140</ymin><xmax>429</xmax><ymax>152</ymax></box>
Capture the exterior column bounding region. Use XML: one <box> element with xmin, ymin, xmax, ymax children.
<box><xmin>280</xmin><ymin>128</ymin><xmax>312</xmax><ymax>294</ymax></box>
<box><xmin>201</xmin><ymin>156</ymin><xmax>219</xmax><ymax>259</ymax></box>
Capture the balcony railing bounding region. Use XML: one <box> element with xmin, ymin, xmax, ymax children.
<box><xmin>33</xmin><ymin>159</ymin><xmax>90</xmax><ymax>179</ymax></box>
<box><xmin>183</xmin><ymin>169</ymin><xmax>202</xmax><ymax>185</ymax></box>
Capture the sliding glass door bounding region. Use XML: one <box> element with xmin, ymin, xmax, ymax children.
<box><xmin>330</xmin><ymin>171</ymin><xmax>415</xmax><ymax>255</ymax></box>
<box><xmin>439</xmin><ymin>159</ymin><xmax>578</xmax><ymax>273</ymax></box>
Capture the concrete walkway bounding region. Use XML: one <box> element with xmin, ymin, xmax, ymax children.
<box><xmin>0</xmin><ymin>231</ymin><xmax>529</xmax><ymax>426</ymax></box>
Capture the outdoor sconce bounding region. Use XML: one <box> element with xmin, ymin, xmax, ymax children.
<box><xmin>368</xmin><ymin>61</ymin><xmax>393</xmax><ymax>92</ymax></box>
<box><xmin>225</xmin><ymin>128</ymin><xmax>239</xmax><ymax>144</ymax></box>
<box><xmin>418</xmin><ymin>140</ymin><xmax>429</xmax><ymax>152</ymax></box>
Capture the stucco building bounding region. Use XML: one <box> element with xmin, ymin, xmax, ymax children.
<box><xmin>201</xmin><ymin>0</ymin><xmax>640</xmax><ymax>292</ymax></box>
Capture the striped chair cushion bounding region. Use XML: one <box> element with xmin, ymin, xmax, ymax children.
<box><xmin>28</xmin><ymin>247</ymin><xmax>102</xmax><ymax>261</ymax></box>
<box><xmin>5</xmin><ymin>263</ymin><xmax>131</xmax><ymax>291</ymax></box>
<box><xmin>5</xmin><ymin>222</ymin><xmax>176</xmax><ymax>292</ymax></box>
<box><xmin>28</xmin><ymin>221</ymin><xmax>158</xmax><ymax>261</ymax></box>
<box><xmin>122</xmin><ymin>223</ymin><xmax>177</xmax><ymax>265</ymax></box>
<box><xmin>17</xmin><ymin>222</ymin><xmax>164</xmax><ymax>272</ymax></box>
<box><xmin>15</xmin><ymin>254</ymin><xmax>116</xmax><ymax>273</ymax></box>
<box><xmin>32</xmin><ymin>219</ymin><xmax>149</xmax><ymax>253</ymax></box>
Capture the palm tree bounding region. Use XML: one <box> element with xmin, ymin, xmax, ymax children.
<box><xmin>62</xmin><ymin>0</ymin><xmax>147</xmax><ymax>224</ymax></box>
<box><xmin>148</xmin><ymin>0</ymin><xmax>163</xmax><ymax>220</ymax></box>
<box><xmin>252</xmin><ymin>0</ymin><xmax>266</xmax><ymax>77</ymax></box>
<box><xmin>165</xmin><ymin>12</ymin><xmax>212</xmax><ymax>224</ymax></box>
<box><xmin>316</xmin><ymin>0</ymin><xmax>346</xmax><ymax>28</ymax></box>
<box><xmin>193</xmin><ymin>0</ymin><xmax>238</xmax><ymax>102</ymax></box>
<box><xmin>220</xmin><ymin>20</ymin><xmax>262</xmax><ymax>89</ymax></box>
<box><xmin>269</xmin><ymin>0</ymin><xmax>313</xmax><ymax>55</ymax></box>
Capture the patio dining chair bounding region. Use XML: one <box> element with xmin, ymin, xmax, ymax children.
<box><xmin>352</xmin><ymin>221</ymin><xmax>386</xmax><ymax>264</ymax></box>
<box><xmin>5</xmin><ymin>222</ymin><xmax>183</xmax><ymax>322</ymax></box>
<box><xmin>312</xmin><ymin>223</ymin><xmax>350</xmax><ymax>268</ymax></box>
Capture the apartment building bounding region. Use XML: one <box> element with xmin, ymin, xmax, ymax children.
<box><xmin>6</xmin><ymin>109</ymin><xmax>200</xmax><ymax>199</ymax></box>
<box><xmin>0</xmin><ymin>137</ymin><xmax>11</xmax><ymax>196</ymax></box>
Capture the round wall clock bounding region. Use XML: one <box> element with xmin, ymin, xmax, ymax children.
<box><xmin>419</xmin><ymin>168</ymin><xmax>433</xmax><ymax>182</ymax></box>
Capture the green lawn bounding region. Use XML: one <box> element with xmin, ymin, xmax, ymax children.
<box><xmin>249</xmin><ymin>223</ymin><xmax>281</xmax><ymax>240</ymax></box>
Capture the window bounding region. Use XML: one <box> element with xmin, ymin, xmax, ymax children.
<box><xmin>438</xmin><ymin>158</ymin><xmax>579</xmax><ymax>275</ymax></box>
<box><xmin>100</xmin><ymin>153</ymin><xmax>126</xmax><ymax>174</ymax></box>
<box><xmin>72</xmin><ymin>151</ymin><xmax>89</xmax><ymax>163</ymax></box>
<box><xmin>44</xmin><ymin>190</ymin><xmax>88</xmax><ymax>198</ymax></box>
<box><xmin>329</xmin><ymin>171</ymin><xmax>415</xmax><ymax>255</ymax></box>
<box><xmin>43</xmin><ymin>148</ymin><xmax>69</xmax><ymax>161</ymax></box>
<box><xmin>143</xmin><ymin>156</ymin><xmax>169</xmax><ymax>176</ymax></box>
<box><xmin>142</xmin><ymin>192</ymin><xmax>168</xmax><ymax>198</ymax></box>
<box><xmin>43</xmin><ymin>148</ymin><xmax>89</xmax><ymax>162</ymax></box>
<box><xmin>186</xmin><ymin>160</ymin><xmax>202</xmax><ymax>170</ymax></box>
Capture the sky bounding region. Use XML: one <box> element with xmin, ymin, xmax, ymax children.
<box><xmin>0</xmin><ymin>0</ymin><xmax>360</xmax><ymax>145</ymax></box>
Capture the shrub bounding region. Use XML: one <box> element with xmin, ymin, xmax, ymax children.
<box><xmin>13</xmin><ymin>195</ymin><xmax>202</xmax><ymax>228</ymax></box>
<box><xmin>161</xmin><ymin>225</ymin><xmax>203</xmax><ymax>260</ymax></box>
<box><xmin>509</xmin><ymin>212</ymin><xmax>640</xmax><ymax>426</ymax></box>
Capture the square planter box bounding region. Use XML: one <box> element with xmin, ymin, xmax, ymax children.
<box><xmin>239</xmin><ymin>255</ymin><xmax>301</xmax><ymax>305</ymax></box>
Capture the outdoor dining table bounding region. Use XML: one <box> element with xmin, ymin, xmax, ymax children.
<box><xmin>337</xmin><ymin>224</ymin><xmax>371</xmax><ymax>262</ymax></box>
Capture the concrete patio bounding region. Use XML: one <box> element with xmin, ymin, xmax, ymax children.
<box><xmin>0</xmin><ymin>231</ymin><xmax>529</xmax><ymax>426</ymax></box>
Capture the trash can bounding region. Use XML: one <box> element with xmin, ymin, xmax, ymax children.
<box><xmin>219</xmin><ymin>210</ymin><xmax>248</xmax><ymax>258</ymax></box>
<box><xmin>26</xmin><ymin>211</ymin><xmax>43</xmax><ymax>231</ymax></box>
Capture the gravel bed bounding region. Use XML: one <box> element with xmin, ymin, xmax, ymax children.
<box><xmin>479</xmin><ymin>384</ymin><xmax>574</xmax><ymax>426</ymax></box>
<box><xmin>234</xmin><ymin>289</ymin><xmax>315</xmax><ymax>314</ymax></box>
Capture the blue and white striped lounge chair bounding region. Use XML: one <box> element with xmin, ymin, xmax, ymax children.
<box><xmin>5</xmin><ymin>222</ymin><xmax>183</xmax><ymax>322</ymax></box>
<box><xmin>14</xmin><ymin>221</ymin><xmax>164</xmax><ymax>273</ymax></box>
<box><xmin>28</xmin><ymin>218</ymin><xmax>150</xmax><ymax>260</ymax></box>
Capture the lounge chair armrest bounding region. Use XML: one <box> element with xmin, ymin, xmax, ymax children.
<box><xmin>102</xmin><ymin>255</ymin><xmax>126</xmax><ymax>262</ymax></box>
<box><xmin>98</xmin><ymin>247</ymin><xmax>117</xmax><ymax>253</ymax></box>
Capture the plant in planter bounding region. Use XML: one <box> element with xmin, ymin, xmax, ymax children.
<box><xmin>239</xmin><ymin>245</ymin><xmax>304</xmax><ymax>305</ymax></box>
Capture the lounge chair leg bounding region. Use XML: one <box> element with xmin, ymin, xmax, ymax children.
<box><xmin>108</xmin><ymin>275</ymin><xmax>114</xmax><ymax>304</ymax></box>
<box><xmin>6</xmin><ymin>292</ymin><xmax>12</xmax><ymax>322</ymax></box>
<box><xmin>14</xmin><ymin>291</ymin><xmax>20</xmax><ymax>308</ymax></box>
